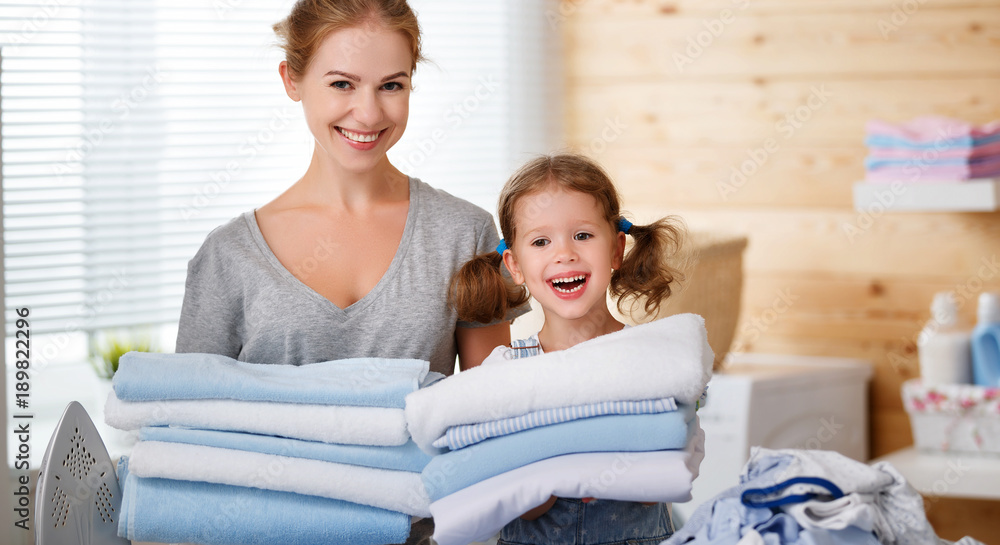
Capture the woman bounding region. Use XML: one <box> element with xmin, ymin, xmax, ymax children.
<box><xmin>176</xmin><ymin>2</ymin><xmax>518</xmax><ymax>541</ymax></box>
<box><xmin>177</xmin><ymin>0</ymin><xmax>512</xmax><ymax>373</ymax></box>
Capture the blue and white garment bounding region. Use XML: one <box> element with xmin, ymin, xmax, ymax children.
<box><xmin>433</xmin><ymin>397</ymin><xmax>678</xmax><ymax>450</ymax></box>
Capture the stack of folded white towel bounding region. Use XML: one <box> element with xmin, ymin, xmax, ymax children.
<box><xmin>404</xmin><ymin>314</ymin><xmax>714</xmax><ymax>545</ymax></box>
<box><xmin>105</xmin><ymin>352</ymin><xmax>435</xmax><ymax>545</ymax></box>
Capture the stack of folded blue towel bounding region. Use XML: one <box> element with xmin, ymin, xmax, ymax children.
<box><xmin>105</xmin><ymin>352</ymin><xmax>434</xmax><ymax>545</ymax></box>
<box><xmin>404</xmin><ymin>314</ymin><xmax>713</xmax><ymax>545</ymax></box>
<box><xmin>864</xmin><ymin>116</ymin><xmax>1000</xmax><ymax>183</ymax></box>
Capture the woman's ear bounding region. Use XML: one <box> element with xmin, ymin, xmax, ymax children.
<box><xmin>279</xmin><ymin>61</ymin><xmax>301</xmax><ymax>102</ymax></box>
<box><xmin>612</xmin><ymin>231</ymin><xmax>626</xmax><ymax>269</ymax></box>
<box><xmin>502</xmin><ymin>250</ymin><xmax>525</xmax><ymax>285</ymax></box>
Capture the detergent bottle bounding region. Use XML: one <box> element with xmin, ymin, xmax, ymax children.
<box><xmin>971</xmin><ymin>292</ymin><xmax>1000</xmax><ymax>387</ymax></box>
<box><xmin>918</xmin><ymin>292</ymin><xmax>972</xmax><ymax>385</ymax></box>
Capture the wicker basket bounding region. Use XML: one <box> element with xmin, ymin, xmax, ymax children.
<box><xmin>618</xmin><ymin>231</ymin><xmax>748</xmax><ymax>371</ymax></box>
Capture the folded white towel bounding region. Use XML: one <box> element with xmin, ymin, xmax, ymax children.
<box><xmin>127</xmin><ymin>441</ymin><xmax>431</xmax><ymax>518</ymax></box>
<box><xmin>430</xmin><ymin>424</ymin><xmax>705</xmax><ymax>545</ymax></box>
<box><xmin>405</xmin><ymin>314</ymin><xmax>713</xmax><ymax>453</ymax></box>
<box><xmin>105</xmin><ymin>392</ymin><xmax>409</xmax><ymax>447</ymax></box>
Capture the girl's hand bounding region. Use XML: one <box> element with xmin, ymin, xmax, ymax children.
<box><xmin>519</xmin><ymin>495</ymin><xmax>558</xmax><ymax>520</ymax></box>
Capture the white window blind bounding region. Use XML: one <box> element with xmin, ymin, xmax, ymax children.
<box><xmin>1</xmin><ymin>0</ymin><xmax>559</xmax><ymax>466</ymax></box>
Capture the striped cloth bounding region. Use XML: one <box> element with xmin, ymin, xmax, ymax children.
<box><xmin>432</xmin><ymin>397</ymin><xmax>677</xmax><ymax>451</ymax></box>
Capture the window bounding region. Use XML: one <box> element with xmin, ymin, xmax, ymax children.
<box><xmin>1</xmin><ymin>0</ymin><xmax>559</xmax><ymax>466</ymax></box>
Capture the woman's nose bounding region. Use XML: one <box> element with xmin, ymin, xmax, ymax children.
<box><xmin>352</xmin><ymin>90</ymin><xmax>384</xmax><ymax>127</ymax></box>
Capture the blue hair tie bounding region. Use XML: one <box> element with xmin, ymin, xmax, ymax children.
<box><xmin>496</xmin><ymin>240</ymin><xmax>508</xmax><ymax>254</ymax></box>
<box><xmin>618</xmin><ymin>218</ymin><xmax>633</xmax><ymax>234</ymax></box>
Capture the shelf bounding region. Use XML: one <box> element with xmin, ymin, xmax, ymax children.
<box><xmin>872</xmin><ymin>446</ymin><xmax>1000</xmax><ymax>500</ymax></box>
<box><xmin>853</xmin><ymin>179</ymin><xmax>1000</xmax><ymax>213</ymax></box>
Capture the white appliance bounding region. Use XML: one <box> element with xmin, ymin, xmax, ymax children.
<box><xmin>674</xmin><ymin>352</ymin><xmax>873</xmax><ymax>524</ymax></box>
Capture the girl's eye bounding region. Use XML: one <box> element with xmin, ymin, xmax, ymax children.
<box><xmin>382</xmin><ymin>81</ymin><xmax>404</xmax><ymax>91</ymax></box>
<box><xmin>574</xmin><ymin>232</ymin><xmax>593</xmax><ymax>241</ymax></box>
<box><xmin>330</xmin><ymin>80</ymin><xmax>352</xmax><ymax>90</ymax></box>
<box><xmin>530</xmin><ymin>238</ymin><xmax>549</xmax><ymax>247</ymax></box>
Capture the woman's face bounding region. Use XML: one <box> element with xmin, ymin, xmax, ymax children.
<box><xmin>282</xmin><ymin>24</ymin><xmax>412</xmax><ymax>175</ymax></box>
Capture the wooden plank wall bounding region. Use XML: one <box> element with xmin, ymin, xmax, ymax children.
<box><xmin>560</xmin><ymin>0</ymin><xmax>1000</xmax><ymax>539</ymax></box>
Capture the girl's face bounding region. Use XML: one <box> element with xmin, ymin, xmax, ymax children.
<box><xmin>280</xmin><ymin>24</ymin><xmax>412</xmax><ymax>175</ymax></box>
<box><xmin>502</xmin><ymin>185</ymin><xmax>626</xmax><ymax>325</ymax></box>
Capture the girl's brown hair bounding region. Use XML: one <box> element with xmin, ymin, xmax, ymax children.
<box><xmin>451</xmin><ymin>154</ymin><xmax>686</xmax><ymax>323</ymax></box>
<box><xmin>273</xmin><ymin>0</ymin><xmax>424</xmax><ymax>79</ymax></box>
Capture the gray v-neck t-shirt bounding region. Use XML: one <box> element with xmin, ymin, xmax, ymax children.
<box><xmin>175</xmin><ymin>177</ymin><xmax>506</xmax><ymax>376</ymax></box>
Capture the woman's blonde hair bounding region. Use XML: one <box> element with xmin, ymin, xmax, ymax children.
<box><xmin>451</xmin><ymin>154</ymin><xmax>686</xmax><ymax>323</ymax></box>
<box><xmin>273</xmin><ymin>0</ymin><xmax>424</xmax><ymax>78</ymax></box>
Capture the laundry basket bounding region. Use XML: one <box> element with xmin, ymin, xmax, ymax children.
<box><xmin>618</xmin><ymin>231</ymin><xmax>748</xmax><ymax>370</ymax></box>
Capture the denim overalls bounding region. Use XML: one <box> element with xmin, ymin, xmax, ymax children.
<box><xmin>496</xmin><ymin>336</ymin><xmax>675</xmax><ymax>545</ymax></box>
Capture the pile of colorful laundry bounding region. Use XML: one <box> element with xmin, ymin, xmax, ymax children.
<box><xmin>105</xmin><ymin>352</ymin><xmax>434</xmax><ymax>545</ymax></box>
<box><xmin>864</xmin><ymin>116</ymin><xmax>1000</xmax><ymax>183</ymax></box>
<box><xmin>663</xmin><ymin>447</ymin><xmax>986</xmax><ymax>545</ymax></box>
<box><xmin>405</xmin><ymin>314</ymin><xmax>713</xmax><ymax>545</ymax></box>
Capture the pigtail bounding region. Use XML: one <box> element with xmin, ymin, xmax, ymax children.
<box><xmin>611</xmin><ymin>216</ymin><xmax>687</xmax><ymax>316</ymax></box>
<box><xmin>450</xmin><ymin>251</ymin><xmax>529</xmax><ymax>324</ymax></box>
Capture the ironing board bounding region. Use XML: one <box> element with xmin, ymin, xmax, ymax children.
<box><xmin>35</xmin><ymin>401</ymin><xmax>130</xmax><ymax>545</ymax></box>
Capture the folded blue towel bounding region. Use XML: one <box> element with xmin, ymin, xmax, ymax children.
<box><xmin>864</xmin><ymin>132</ymin><xmax>1000</xmax><ymax>150</ymax></box>
<box><xmin>422</xmin><ymin>406</ymin><xmax>695</xmax><ymax>501</ymax></box>
<box><xmin>117</xmin><ymin>456</ymin><xmax>410</xmax><ymax>545</ymax></box>
<box><xmin>140</xmin><ymin>427</ymin><xmax>433</xmax><ymax>472</ymax></box>
<box><xmin>114</xmin><ymin>351</ymin><xmax>428</xmax><ymax>408</ymax></box>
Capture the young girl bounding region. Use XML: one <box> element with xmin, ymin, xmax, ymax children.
<box><xmin>451</xmin><ymin>153</ymin><xmax>686</xmax><ymax>544</ymax></box>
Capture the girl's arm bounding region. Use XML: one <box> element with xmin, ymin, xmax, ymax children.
<box><xmin>456</xmin><ymin>322</ymin><xmax>510</xmax><ymax>370</ymax></box>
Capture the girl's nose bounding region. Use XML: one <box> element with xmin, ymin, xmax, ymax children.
<box><xmin>553</xmin><ymin>241</ymin><xmax>578</xmax><ymax>263</ymax></box>
<box><xmin>352</xmin><ymin>90</ymin><xmax>384</xmax><ymax>127</ymax></box>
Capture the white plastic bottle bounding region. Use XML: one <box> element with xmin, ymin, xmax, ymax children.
<box><xmin>972</xmin><ymin>292</ymin><xmax>1000</xmax><ymax>387</ymax></box>
<box><xmin>918</xmin><ymin>292</ymin><xmax>972</xmax><ymax>385</ymax></box>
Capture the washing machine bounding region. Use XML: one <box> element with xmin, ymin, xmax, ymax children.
<box><xmin>673</xmin><ymin>352</ymin><xmax>874</xmax><ymax>524</ymax></box>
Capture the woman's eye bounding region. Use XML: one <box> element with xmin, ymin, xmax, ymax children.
<box><xmin>330</xmin><ymin>80</ymin><xmax>352</xmax><ymax>90</ymax></box>
<box><xmin>382</xmin><ymin>81</ymin><xmax>404</xmax><ymax>91</ymax></box>
<box><xmin>574</xmin><ymin>232</ymin><xmax>593</xmax><ymax>241</ymax></box>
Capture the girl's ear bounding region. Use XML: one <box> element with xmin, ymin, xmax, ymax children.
<box><xmin>279</xmin><ymin>61</ymin><xmax>301</xmax><ymax>102</ymax></box>
<box><xmin>612</xmin><ymin>231</ymin><xmax>626</xmax><ymax>269</ymax></box>
<box><xmin>502</xmin><ymin>250</ymin><xmax>525</xmax><ymax>285</ymax></box>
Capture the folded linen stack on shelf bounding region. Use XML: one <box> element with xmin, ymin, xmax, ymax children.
<box><xmin>405</xmin><ymin>314</ymin><xmax>713</xmax><ymax>545</ymax></box>
<box><xmin>105</xmin><ymin>352</ymin><xmax>434</xmax><ymax>545</ymax></box>
<box><xmin>864</xmin><ymin>116</ymin><xmax>1000</xmax><ymax>183</ymax></box>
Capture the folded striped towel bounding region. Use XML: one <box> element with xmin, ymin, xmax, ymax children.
<box><xmin>105</xmin><ymin>392</ymin><xmax>410</xmax><ymax>446</ymax></box>
<box><xmin>114</xmin><ymin>351</ymin><xmax>428</xmax><ymax>408</ymax></box>
<box><xmin>432</xmin><ymin>397</ymin><xmax>677</xmax><ymax>450</ymax></box>
<box><xmin>405</xmin><ymin>314</ymin><xmax>713</xmax><ymax>454</ymax></box>
<box><xmin>128</xmin><ymin>440</ymin><xmax>431</xmax><ymax>517</ymax></box>
<box><xmin>117</xmin><ymin>457</ymin><xmax>411</xmax><ymax>545</ymax></box>
<box><xmin>140</xmin><ymin>427</ymin><xmax>432</xmax><ymax>472</ymax></box>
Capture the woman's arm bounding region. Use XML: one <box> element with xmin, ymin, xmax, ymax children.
<box><xmin>456</xmin><ymin>322</ymin><xmax>510</xmax><ymax>371</ymax></box>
